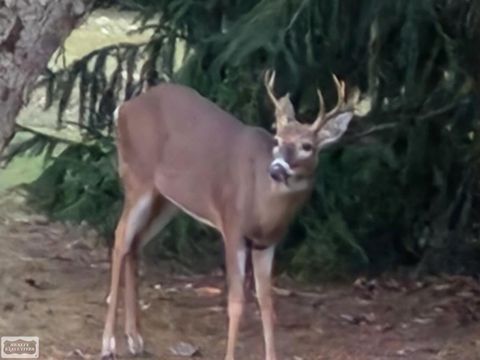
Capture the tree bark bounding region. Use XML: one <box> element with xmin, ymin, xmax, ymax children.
<box><xmin>0</xmin><ymin>0</ymin><xmax>92</xmax><ymax>155</ymax></box>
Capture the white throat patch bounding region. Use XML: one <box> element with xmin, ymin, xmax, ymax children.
<box><xmin>273</xmin><ymin>176</ymin><xmax>311</xmax><ymax>194</ymax></box>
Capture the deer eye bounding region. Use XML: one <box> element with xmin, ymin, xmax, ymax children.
<box><xmin>272</xmin><ymin>138</ymin><xmax>279</xmax><ymax>147</ymax></box>
<box><xmin>301</xmin><ymin>143</ymin><xmax>313</xmax><ymax>152</ymax></box>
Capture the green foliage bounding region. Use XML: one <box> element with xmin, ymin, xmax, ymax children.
<box><xmin>18</xmin><ymin>0</ymin><xmax>480</xmax><ymax>279</ymax></box>
<box><xmin>26</xmin><ymin>139</ymin><xmax>122</xmax><ymax>237</ymax></box>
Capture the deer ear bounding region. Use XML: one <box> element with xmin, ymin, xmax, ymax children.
<box><xmin>274</xmin><ymin>93</ymin><xmax>296</xmax><ymax>128</ymax></box>
<box><xmin>316</xmin><ymin>112</ymin><xmax>354</xmax><ymax>150</ymax></box>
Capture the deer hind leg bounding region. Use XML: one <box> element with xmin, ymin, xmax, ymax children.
<box><xmin>124</xmin><ymin>196</ymin><xmax>177</xmax><ymax>356</ymax></box>
<box><xmin>224</xmin><ymin>232</ymin><xmax>247</xmax><ymax>360</ymax></box>
<box><xmin>252</xmin><ymin>246</ymin><xmax>277</xmax><ymax>360</ymax></box>
<box><xmin>101</xmin><ymin>191</ymin><xmax>155</xmax><ymax>359</ymax></box>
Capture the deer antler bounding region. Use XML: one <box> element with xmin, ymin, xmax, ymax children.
<box><xmin>311</xmin><ymin>74</ymin><xmax>347</xmax><ymax>133</ymax></box>
<box><xmin>264</xmin><ymin>69</ymin><xmax>296</xmax><ymax>128</ymax></box>
<box><xmin>264</xmin><ymin>70</ymin><xmax>280</xmax><ymax>110</ymax></box>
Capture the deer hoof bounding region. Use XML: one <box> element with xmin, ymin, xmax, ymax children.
<box><xmin>126</xmin><ymin>333</ymin><xmax>144</xmax><ymax>356</ymax></box>
<box><xmin>101</xmin><ymin>354</ymin><xmax>116</xmax><ymax>360</ymax></box>
<box><xmin>101</xmin><ymin>336</ymin><xmax>116</xmax><ymax>360</ymax></box>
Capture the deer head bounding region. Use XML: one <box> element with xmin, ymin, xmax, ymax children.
<box><xmin>264</xmin><ymin>70</ymin><xmax>358</xmax><ymax>185</ymax></box>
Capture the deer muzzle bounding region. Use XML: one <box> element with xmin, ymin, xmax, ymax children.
<box><xmin>269</xmin><ymin>158</ymin><xmax>293</xmax><ymax>183</ymax></box>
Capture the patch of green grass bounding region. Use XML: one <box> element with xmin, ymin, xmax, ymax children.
<box><xmin>0</xmin><ymin>155</ymin><xmax>44</xmax><ymax>193</ymax></box>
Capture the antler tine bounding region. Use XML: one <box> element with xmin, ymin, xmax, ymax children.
<box><xmin>316</xmin><ymin>88</ymin><xmax>326</xmax><ymax>124</ymax></box>
<box><xmin>264</xmin><ymin>69</ymin><xmax>280</xmax><ymax>108</ymax></box>
<box><xmin>309</xmin><ymin>88</ymin><xmax>327</xmax><ymax>132</ymax></box>
<box><xmin>325</xmin><ymin>74</ymin><xmax>345</xmax><ymax>119</ymax></box>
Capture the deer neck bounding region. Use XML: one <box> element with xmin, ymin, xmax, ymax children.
<box><xmin>269</xmin><ymin>175</ymin><xmax>313</xmax><ymax>196</ymax></box>
<box><xmin>245</xmin><ymin>148</ymin><xmax>312</xmax><ymax>243</ymax></box>
<box><xmin>265</xmin><ymin>173</ymin><xmax>313</xmax><ymax>218</ymax></box>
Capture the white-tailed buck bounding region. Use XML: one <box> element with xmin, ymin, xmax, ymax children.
<box><xmin>101</xmin><ymin>70</ymin><xmax>359</xmax><ymax>360</ymax></box>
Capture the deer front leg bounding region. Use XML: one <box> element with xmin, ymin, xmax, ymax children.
<box><xmin>101</xmin><ymin>218</ymin><xmax>127</xmax><ymax>359</ymax></box>
<box><xmin>224</xmin><ymin>238</ymin><xmax>247</xmax><ymax>360</ymax></box>
<box><xmin>252</xmin><ymin>246</ymin><xmax>277</xmax><ymax>360</ymax></box>
<box><xmin>124</xmin><ymin>251</ymin><xmax>144</xmax><ymax>355</ymax></box>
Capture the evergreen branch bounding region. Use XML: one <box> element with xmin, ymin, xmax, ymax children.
<box><xmin>63</xmin><ymin>121</ymin><xmax>111</xmax><ymax>139</ymax></box>
<box><xmin>0</xmin><ymin>125</ymin><xmax>79</xmax><ymax>168</ymax></box>
<box><xmin>417</xmin><ymin>100</ymin><xmax>465</xmax><ymax>121</ymax></box>
<box><xmin>15</xmin><ymin>124</ymin><xmax>79</xmax><ymax>145</ymax></box>
<box><xmin>347</xmin><ymin>123</ymin><xmax>397</xmax><ymax>142</ymax></box>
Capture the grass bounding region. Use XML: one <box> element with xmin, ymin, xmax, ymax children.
<box><xmin>0</xmin><ymin>156</ymin><xmax>45</xmax><ymax>193</ymax></box>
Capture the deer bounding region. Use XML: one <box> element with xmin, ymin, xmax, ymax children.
<box><xmin>101</xmin><ymin>69</ymin><xmax>360</xmax><ymax>360</ymax></box>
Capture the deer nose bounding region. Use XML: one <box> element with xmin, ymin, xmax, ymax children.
<box><xmin>269</xmin><ymin>157</ymin><xmax>294</xmax><ymax>183</ymax></box>
<box><xmin>269</xmin><ymin>163</ymin><xmax>288</xmax><ymax>183</ymax></box>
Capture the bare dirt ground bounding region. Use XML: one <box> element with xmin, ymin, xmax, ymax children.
<box><xmin>1</xmin><ymin>192</ymin><xmax>480</xmax><ymax>360</ymax></box>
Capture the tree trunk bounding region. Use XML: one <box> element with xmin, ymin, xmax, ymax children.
<box><xmin>0</xmin><ymin>0</ymin><xmax>92</xmax><ymax>155</ymax></box>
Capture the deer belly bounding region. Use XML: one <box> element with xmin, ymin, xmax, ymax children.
<box><xmin>153</xmin><ymin>168</ymin><xmax>220</xmax><ymax>230</ymax></box>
